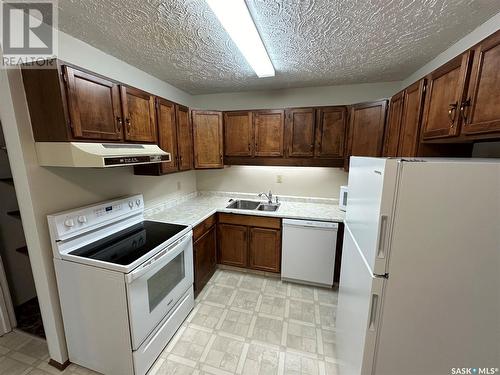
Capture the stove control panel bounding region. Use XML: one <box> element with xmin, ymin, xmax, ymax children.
<box><xmin>49</xmin><ymin>195</ymin><xmax>144</xmax><ymax>239</ymax></box>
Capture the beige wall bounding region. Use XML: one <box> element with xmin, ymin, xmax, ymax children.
<box><xmin>191</xmin><ymin>82</ymin><xmax>401</xmax><ymax>110</ymax></box>
<box><xmin>196</xmin><ymin>166</ymin><xmax>348</xmax><ymax>199</ymax></box>
<box><xmin>472</xmin><ymin>142</ymin><xmax>500</xmax><ymax>157</ymax></box>
<box><xmin>0</xmin><ymin>30</ymin><xmax>196</xmax><ymax>363</ymax></box>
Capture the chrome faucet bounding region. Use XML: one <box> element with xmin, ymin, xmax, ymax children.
<box><xmin>258</xmin><ymin>190</ymin><xmax>273</xmax><ymax>204</ymax></box>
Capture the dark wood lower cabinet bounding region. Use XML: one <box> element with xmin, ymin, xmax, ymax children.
<box><xmin>249</xmin><ymin>227</ymin><xmax>281</xmax><ymax>273</ymax></box>
<box><xmin>217</xmin><ymin>214</ymin><xmax>281</xmax><ymax>273</ymax></box>
<box><xmin>193</xmin><ymin>215</ymin><xmax>217</xmax><ymax>295</ymax></box>
<box><xmin>218</xmin><ymin>224</ymin><xmax>248</xmax><ymax>268</ymax></box>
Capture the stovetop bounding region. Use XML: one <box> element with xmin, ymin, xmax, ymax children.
<box><xmin>69</xmin><ymin>220</ymin><xmax>188</xmax><ymax>266</ymax></box>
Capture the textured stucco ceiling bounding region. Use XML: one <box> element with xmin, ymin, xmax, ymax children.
<box><xmin>57</xmin><ymin>0</ymin><xmax>500</xmax><ymax>94</ymax></box>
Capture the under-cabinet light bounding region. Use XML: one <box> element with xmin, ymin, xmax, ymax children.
<box><xmin>205</xmin><ymin>0</ymin><xmax>275</xmax><ymax>78</ymax></box>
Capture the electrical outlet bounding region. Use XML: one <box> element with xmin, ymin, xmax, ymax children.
<box><xmin>276</xmin><ymin>175</ymin><xmax>283</xmax><ymax>183</ymax></box>
<box><xmin>177</xmin><ymin>181</ymin><xmax>181</xmax><ymax>190</ymax></box>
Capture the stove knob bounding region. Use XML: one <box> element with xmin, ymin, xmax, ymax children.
<box><xmin>64</xmin><ymin>218</ymin><xmax>75</xmax><ymax>228</ymax></box>
<box><xmin>136</xmin><ymin>199</ymin><xmax>141</xmax><ymax>207</ymax></box>
<box><xmin>77</xmin><ymin>215</ymin><xmax>87</xmax><ymax>224</ymax></box>
<box><xmin>128</xmin><ymin>201</ymin><xmax>134</xmax><ymax>209</ymax></box>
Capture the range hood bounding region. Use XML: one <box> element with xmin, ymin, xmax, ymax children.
<box><xmin>35</xmin><ymin>142</ymin><xmax>171</xmax><ymax>168</ymax></box>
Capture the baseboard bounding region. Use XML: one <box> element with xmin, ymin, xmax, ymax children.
<box><xmin>48</xmin><ymin>359</ymin><xmax>71</xmax><ymax>371</ymax></box>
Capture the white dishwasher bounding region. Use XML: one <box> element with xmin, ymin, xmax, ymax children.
<box><xmin>281</xmin><ymin>219</ymin><xmax>338</xmax><ymax>287</ymax></box>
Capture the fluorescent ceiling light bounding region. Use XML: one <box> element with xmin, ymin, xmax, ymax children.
<box><xmin>205</xmin><ymin>0</ymin><xmax>275</xmax><ymax>78</ymax></box>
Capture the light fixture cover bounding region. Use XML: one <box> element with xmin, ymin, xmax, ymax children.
<box><xmin>206</xmin><ymin>0</ymin><xmax>275</xmax><ymax>78</ymax></box>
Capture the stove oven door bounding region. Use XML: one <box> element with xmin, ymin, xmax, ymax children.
<box><xmin>126</xmin><ymin>231</ymin><xmax>193</xmax><ymax>350</ymax></box>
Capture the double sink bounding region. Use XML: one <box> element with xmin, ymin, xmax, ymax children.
<box><xmin>226</xmin><ymin>199</ymin><xmax>280</xmax><ymax>212</ymax></box>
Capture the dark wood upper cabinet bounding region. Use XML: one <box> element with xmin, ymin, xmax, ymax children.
<box><xmin>224</xmin><ymin>111</ymin><xmax>253</xmax><ymax>157</ymax></box>
<box><xmin>64</xmin><ymin>66</ymin><xmax>124</xmax><ymax>141</ymax></box>
<box><xmin>218</xmin><ymin>224</ymin><xmax>248</xmax><ymax>268</ymax></box>
<box><xmin>134</xmin><ymin>102</ymin><xmax>193</xmax><ymax>176</ymax></box>
<box><xmin>462</xmin><ymin>32</ymin><xmax>500</xmax><ymax>136</ymax></box>
<box><xmin>120</xmin><ymin>86</ymin><xmax>157</xmax><ymax>143</ymax></box>
<box><xmin>253</xmin><ymin>110</ymin><xmax>285</xmax><ymax>157</ymax></box>
<box><xmin>383</xmin><ymin>91</ymin><xmax>405</xmax><ymax>157</ymax></box>
<box><xmin>314</xmin><ymin>106</ymin><xmax>347</xmax><ymax>159</ymax></box>
<box><xmin>156</xmin><ymin>98</ymin><xmax>178</xmax><ymax>174</ymax></box>
<box><xmin>192</xmin><ymin>110</ymin><xmax>223</xmax><ymax>169</ymax></box>
<box><xmin>421</xmin><ymin>53</ymin><xmax>471</xmax><ymax>140</ymax></box>
<box><xmin>249</xmin><ymin>227</ymin><xmax>281</xmax><ymax>273</ymax></box>
<box><xmin>176</xmin><ymin>105</ymin><xmax>194</xmax><ymax>171</ymax></box>
<box><xmin>285</xmin><ymin>108</ymin><xmax>315</xmax><ymax>157</ymax></box>
<box><xmin>346</xmin><ymin>100</ymin><xmax>388</xmax><ymax>163</ymax></box>
<box><xmin>398</xmin><ymin>79</ymin><xmax>426</xmax><ymax>156</ymax></box>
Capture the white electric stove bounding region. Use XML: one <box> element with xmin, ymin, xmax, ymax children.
<box><xmin>48</xmin><ymin>195</ymin><xmax>194</xmax><ymax>375</ymax></box>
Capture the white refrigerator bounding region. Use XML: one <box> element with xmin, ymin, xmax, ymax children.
<box><xmin>336</xmin><ymin>157</ymin><xmax>500</xmax><ymax>375</ymax></box>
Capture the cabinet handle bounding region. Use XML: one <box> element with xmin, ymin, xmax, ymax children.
<box><xmin>116</xmin><ymin>117</ymin><xmax>122</xmax><ymax>132</ymax></box>
<box><xmin>460</xmin><ymin>98</ymin><xmax>471</xmax><ymax>123</ymax></box>
<box><xmin>220</xmin><ymin>153</ymin><xmax>223</xmax><ymax>162</ymax></box>
<box><xmin>310</xmin><ymin>143</ymin><xmax>314</xmax><ymax>150</ymax></box>
<box><xmin>248</xmin><ymin>143</ymin><xmax>251</xmax><ymax>151</ymax></box>
<box><xmin>126</xmin><ymin>115</ymin><xmax>131</xmax><ymax>133</ymax></box>
<box><xmin>448</xmin><ymin>102</ymin><xmax>458</xmax><ymax>127</ymax></box>
<box><xmin>255</xmin><ymin>142</ymin><xmax>258</xmax><ymax>151</ymax></box>
<box><xmin>179</xmin><ymin>155</ymin><xmax>183</xmax><ymax>164</ymax></box>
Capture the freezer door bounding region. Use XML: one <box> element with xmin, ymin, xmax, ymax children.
<box><xmin>337</xmin><ymin>226</ymin><xmax>386</xmax><ymax>375</ymax></box>
<box><xmin>345</xmin><ymin>157</ymin><xmax>399</xmax><ymax>275</ymax></box>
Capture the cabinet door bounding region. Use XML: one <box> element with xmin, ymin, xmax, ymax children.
<box><xmin>194</xmin><ymin>225</ymin><xmax>217</xmax><ymax>295</ymax></box>
<box><xmin>253</xmin><ymin>110</ymin><xmax>285</xmax><ymax>157</ymax></box>
<box><xmin>176</xmin><ymin>105</ymin><xmax>194</xmax><ymax>171</ymax></box>
<box><xmin>315</xmin><ymin>106</ymin><xmax>347</xmax><ymax>158</ymax></box>
<box><xmin>63</xmin><ymin>66</ymin><xmax>123</xmax><ymax>141</ymax></box>
<box><xmin>249</xmin><ymin>227</ymin><xmax>281</xmax><ymax>273</ymax></box>
<box><xmin>398</xmin><ymin>79</ymin><xmax>426</xmax><ymax>156</ymax></box>
<box><xmin>192</xmin><ymin>110</ymin><xmax>223</xmax><ymax>168</ymax></box>
<box><xmin>421</xmin><ymin>53</ymin><xmax>471</xmax><ymax>140</ymax></box>
<box><xmin>462</xmin><ymin>32</ymin><xmax>500</xmax><ymax>135</ymax></box>
<box><xmin>383</xmin><ymin>91</ymin><xmax>405</xmax><ymax>157</ymax></box>
<box><xmin>121</xmin><ymin>86</ymin><xmax>157</xmax><ymax>143</ymax></box>
<box><xmin>347</xmin><ymin>101</ymin><xmax>388</xmax><ymax>159</ymax></box>
<box><xmin>285</xmin><ymin>108</ymin><xmax>315</xmax><ymax>157</ymax></box>
<box><xmin>156</xmin><ymin>98</ymin><xmax>178</xmax><ymax>174</ymax></box>
<box><xmin>218</xmin><ymin>224</ymin><xmax>248</xmax><ymax>268</ymax></box>
<box><xmin>224</xmin><ymin>111</ymin><xmax>253</xmax><ymax>156</ymax></box>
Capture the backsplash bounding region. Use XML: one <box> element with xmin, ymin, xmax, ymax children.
<box><xmin>196</xmin><ymin>165</ymin><xmax>348</xmax><ymax>199</ymax></box>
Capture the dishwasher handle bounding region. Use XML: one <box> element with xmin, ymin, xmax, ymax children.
<box><xmin>283</xmin><ymin>219</ymin><xmax>339</xmax><ymax>229</ymax></box>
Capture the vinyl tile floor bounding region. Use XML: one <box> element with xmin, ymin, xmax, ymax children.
<box><xmin>0</xmin><ymin>269</ymin><xmax>339</xmax><ymax>375</ymax></box>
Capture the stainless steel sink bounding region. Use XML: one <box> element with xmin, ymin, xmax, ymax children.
<box><xmin>257</xmin><ymin>204</ymin><xmax>280</xmax><ymax>212</ymax></box>
<box><xmin>226</xmin><ymin>199</ymin><xmax>280</xmax><ymax>212</ymax></box>
<box><xmin>226</xmin><ymin>200</ymin><xmax>261</xmax><ymax>210</ymax></box>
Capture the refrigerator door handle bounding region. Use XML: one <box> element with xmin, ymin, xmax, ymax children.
<box><xmin>377</xmin><ymin>215</ymin><xmax>388</xmax><ymax>259</ymax></box>
<box><xmin>368</xmin><ymin>293</ymin><xmax>380</xmax><ymax>331</ymax></box>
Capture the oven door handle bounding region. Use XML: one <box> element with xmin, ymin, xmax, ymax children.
<box><xmin>126</xmin><ymin>232</ymin><xmax>192</xmax><ymax>283</ymax></box>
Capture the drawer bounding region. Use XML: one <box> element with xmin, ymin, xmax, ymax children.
<box><xmin>193</xmin><ymin>214</ymin><xmax>216</xmax><ymax>241</ymax></box>
<box><xmin>218</xmin><ymin>213</ymin><xmax>281</xmax><ymax>229</ymax></box>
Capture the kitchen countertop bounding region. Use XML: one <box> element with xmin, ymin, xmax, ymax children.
<box><xmin>146</xmin><ymin>192</ymin><xmax>345</xmax><ymax>227</ymax></box>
